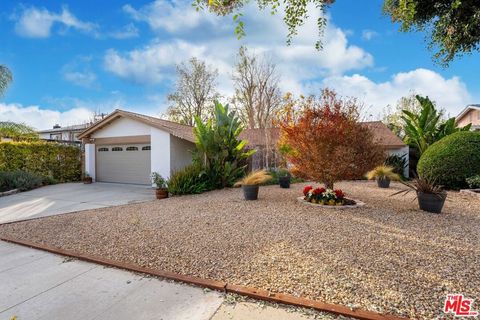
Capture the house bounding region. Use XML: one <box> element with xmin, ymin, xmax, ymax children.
<box><xmin>38</xmin><ymin>123</ymin><xmax>90</xmax><ymax>143</ymax></box>
<box><xmin>456</xmin><ymin>105</ymin><xmax>480</xmax><ymax>130</ymax></box>
<box><xmin>78</xmin><ymin>109</ymin><xmax>408</xmax><ymax>185</ymax></box>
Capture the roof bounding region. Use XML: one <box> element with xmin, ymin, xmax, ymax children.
<box><xmin>456</xmin><ymin>105</ymin><xmax>480</xmax><ymax>121</ymax></box>
<box><xmin>38</xmin><ymin>123</ymin><xmax>90</xmax><ymax>134</ymax></box>
<box><xmin>78</xmin><ymin>110</ymin><xmax>405</xmax><ymax>148</ymax></box>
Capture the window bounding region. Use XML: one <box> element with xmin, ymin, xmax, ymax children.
<box><xmin>98</xmin><ymin>147</ymin><xmax>109</xmax><ymax>152</ymax></box>
<box><xmin>142</xmin><ymin>146</ymin><xmax>151</xmax><ymax>151</ymax></box>
<box><xmin>112</xmin><ymin>147</ymin><xmax>123</xmax><ymax>151</ymax></box>
<box><xmin>126</xmin><ymin>146</ymin><xmax>138</xmax><ymax>151</ymax></box>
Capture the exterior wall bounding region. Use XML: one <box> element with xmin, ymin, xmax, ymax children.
<box><xmin>150</xmin><ymin>127</ymin><xmax>171</xmax><ymax>181</ymax></box>
<box><xmin>170</xmin><ymin>135</ymin><xmax>195</xmax><ymax>173</ymax></box>
<box><xmin>457</xmin><ymin>109</ymin><xmax>480</xmax><ymax>127</ymax></box>
<box><xmin>387</xmin><ymin>146</ymin><xmax>409</xmax><ymax>178</ymax></box>
<box><xmin>92</xmin><ymin>117</ymin><xmax>151</xmax><ymax>138</ymax></box>
<box><xmin>85</xmin><ymin>143</ymin><xmax>96</xmax><ymax>181</ymax></box>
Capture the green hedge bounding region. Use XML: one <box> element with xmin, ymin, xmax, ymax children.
<box><xmin>417</xmin><ymin>131</ymin><xmax>480</xmax><ymax>189</ymax></box>
<box><xmin>168</xmin><ymin>164</ymin><xmax>213</xmax><ymax>195</ymax></box>
<box><xmin>0</xmin><ymin>141</ymin><xmax>81</xmax><ymax>182</ymax></box>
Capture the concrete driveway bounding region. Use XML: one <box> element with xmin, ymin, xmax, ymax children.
<box><xmin>0</xmin><ymin>183</ymin><xmax>155</xmax><ymax>223</ymax></box>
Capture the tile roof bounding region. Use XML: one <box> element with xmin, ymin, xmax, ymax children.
<box><xmin>79</xmin><ymin>110</ymin><xmax>405</xmax><ymax>148</ymax></box>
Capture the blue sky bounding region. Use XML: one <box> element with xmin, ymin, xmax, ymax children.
<box><xmin>1</xmin><ymin>0</ymin><xmax>479</xmax><ymax>130</ymax></box>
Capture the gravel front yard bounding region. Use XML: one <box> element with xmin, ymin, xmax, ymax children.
<box><xmin>1</xmin><ymin>181</ymin><xmax>479</xmax><ymax>319</ymax></box>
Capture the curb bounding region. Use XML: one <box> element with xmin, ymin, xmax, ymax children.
<box><xmin>0</xmin><ymin>236</ymin><xmax>407</xmax><ymax>320</ymax></box>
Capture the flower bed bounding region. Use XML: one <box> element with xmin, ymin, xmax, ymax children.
<box><xmin>302</xmin><ymin>185</ymin><xmax>356</xmax><ymax>206</ymax></box>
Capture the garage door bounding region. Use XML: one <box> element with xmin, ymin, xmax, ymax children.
<box><xmin>96</xmin><ymin>144</ymin><xmax>151</xmax><ymax>184</ymax></box>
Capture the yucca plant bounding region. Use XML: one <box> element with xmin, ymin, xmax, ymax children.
<box><xmin>234</xmin><ymin>170</ymin><xmax>272</xmax><ymax>200</ymax></box>
<box><xmin>366</xmin><ymin>165</ymin><xmax>400</xmax><ymax>188</ymax></box>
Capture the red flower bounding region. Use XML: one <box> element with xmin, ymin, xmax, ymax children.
<box><xmin>313</xmin><ymin>187</ymin><xmax>326</xmax><ymax>195</ymax></box>
<box><xmin>334</xmin><ymin>189</ymin><xmax>345</xmax><ymax>199</ymax></box>
<box><xmin>303</xmin><ymin>186</ymin><xmax>313</xmax><ymax>196</ymax></box>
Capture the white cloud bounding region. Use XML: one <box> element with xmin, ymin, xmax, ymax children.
<box><xmin>108</xmin><ymin>23</ymin><xmax>139</xmax><ymax>39</ymax></box>
<box><xmin>14</xmin><ymin>5</ymin><xmax>98</xmax><ymax>38</ymax></box>
<box><xmin>123</xmin><ymin>0</ymin><xmax>218</xmax><ymax>33</ymax></box>
<box><xmin>361</xmin><ymin>30</ymin><xmax>378</xmax><ymax>41</ymax></box>
<box><xmin>321</xmin><ymin>68</ymin><xmax>472</xmax><ymax>117</ymax></box>
<box><xmin>0</xmin><ymin>103</ymin><xmax>94</xmax><ymax>130</ymax></box>
<box><xmin>63</xmin><ymin>71</ymin><xmax>97</xmax><ymax>88</ymax></box>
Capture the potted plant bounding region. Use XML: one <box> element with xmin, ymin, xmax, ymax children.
<box><xmin>366</xmin><ymin>165</ymin><xmax>400</xmax><ymax>188</ymax></box>
<box><xmin>151</xmin><ymin>172</ymin><xmax>168</xmax><ymax>199</ymax></box>
<box><xmin>392</xmin><ymin>176</ymin><xmax>447</xmax><ymax>213</ymax></box>
<box><xmin>83</xmin><ymin>172</ymin><xmax>92</xmax><ymax>184</ymax></box>
<box><xmin>277</xmin><ymin>168</ymin><xmax>291</xmax><ymax>188</ymax></box>
<box><xmin>234</xmin><ymin>170</ymin><xmax>272</xmax><ymax>200</ymax></box>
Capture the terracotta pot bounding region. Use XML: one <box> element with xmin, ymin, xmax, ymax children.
<box><xmin>377</xmin><ymin>177</ymin><xmax>391</xmax><ymax>188</ymax></box>
<box><xmin>417</xmin><ymin>191</ymin><xmax>446</xmax><ymax>214</ymax></box>
<box><xmin>156</xmin><ymin>188</ymin><xmax>169</xmax><ymax>199</ymax></box>
<box><xmin>83</xmin><ymin>177</ymin><xmax>92</xmax><ymax>184</ymax></box>
<box><xmin>242</xmin><ymin>185</ymin><xmax>259</xmax><ymax>200</ymax></box>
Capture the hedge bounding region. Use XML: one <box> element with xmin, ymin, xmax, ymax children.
<box><xmin>0</xmin><ymin>141</ymin><xmax>82</xmax><ymax>182</ymax></box>
<box><xmin>417</xmin><ymin>131</ymin><xmax>480</xmax><ymax>189</ymax></box>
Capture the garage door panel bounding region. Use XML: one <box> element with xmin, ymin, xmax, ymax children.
<box><xmin>96</xmin><ymin>144</ymin><xmax>151</xmax><ymax>185</ymax></box>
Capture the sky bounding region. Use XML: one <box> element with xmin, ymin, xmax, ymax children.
<box><xmin>0</xmin><ymin>0</ymin><xmax>479</xmax><ymax>130</ymax></box>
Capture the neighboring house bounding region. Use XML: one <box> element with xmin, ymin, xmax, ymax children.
<box><xmin>78</xmin><ymin>109</ymin><xmax>408</xmax><ymax>185</ymax></box>
<box><xmin>456</xmin><ymin>105</ymin><xmax>480</xmax><ymax>130</ymax></box>
<box><xmin>38</xmin><ymin>123</ymin><xmax>91</xmax><ymax>143</ymax></box>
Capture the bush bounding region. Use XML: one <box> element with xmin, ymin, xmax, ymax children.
<box><xmin>168</xmin><ymin>164</ymin><xmax>213</xmax><ymax>195</ymax></box>
<box><xmin>466</xmin><ymin>175</ymin><xmax>480</xmax><ymax>189</ymax></box>
<box><xmin>0</xmin><ymin>170</ymin><xmax>43</xmax><ymax>192</ymax></box>
<box><xmin>384</xmin><ymin>154</ymin><xmax>408</xmax><ymax>178</ymax></box>
<box><xmin>264</xmin><ymin>168</ymin><xmax>304</xmax><ymax>185</ymax></box>
<box><xmin>417</xmin><ymin>131</ymin><xmax>480</xmax><ymax>189</ymax></box>
<box><xmin>0</xmin><ymin>141</ymin><xmax>81</xmax><ymax>182</ymax></box>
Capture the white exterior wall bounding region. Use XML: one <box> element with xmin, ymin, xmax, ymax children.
<box><xmin>170</xmin><ymin>135</ymin><xmax>194</xmax><ymax>173</ymax></box>
<box><xmin>387</xmin><ymin>146</ymin><xmax>409</xmax><ymax>177</ymax></box>
<box><xmin>150</xmin><ymin>127</ymin><xmax>171</xmax><ymax>181</ymax></box>
<box><xmin>85</xmin><ymin>144</ymin><xmax>96</xmax><ymax>181</ymax></box>
<box><xmin>91</xmin><ymin>117</ymin><xmax>151</xmax><ymax>138</ymax></box>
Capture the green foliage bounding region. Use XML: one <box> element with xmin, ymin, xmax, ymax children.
<box><xmin>0</xmin><ymin>141</ymin><xmax>81</xmax><ymax>183</ymax></box>
<box><xmin>193</xmin><ymin>0</ymin><xmax>332</xmax><ymax>50</ymax></box>
<box><xmin>151</xmin><ymin>172</ymin><xmax>167</xmax><ymax>189</ymax></box>
<box><xmin>167</xmin><ymin>164</ymin><xmax>213</xmax><ymax>195</ymax></box>
<box><xmin>0</xmin><ymin>65</ymin><xmax>13</xmax><ymax>96</ymax></box>
<box><xmin>402</xmin><ymin>95</ymin><xmax>470</xmax><ymax>155</ymax></box>
<box><xmin>383</xmin><ymin>0</ymin><xmax>480</xmax><ymax>65</ymax></box>
<box><xmin>0</xmin><ymin>121</ymin><xmax>38</xmax><ymax>141</ymax></box>
<box><xmin>384</xmin><ymin>154</ymin><xmax>408</xmax><ymax>178</ymax></box>
<box><xmin>193</xmin><ymin>100</ymin><xmax>255</xmax><ymax>188</ymax></box>
<box><xmin>0</xmin><ymin>170</ymin><xmax>43</xmax><ymax>192</ymax></box>
<box><xmin>466</xmin><ymin>175</ymin><xmax>480</xmax><ymax>189</ymax></box>
<box><xmin>263</xmin><ymin>168</ymin><xmax>304</xmax><ymax>186</ymax></box>
<box><xmin>417</xmin><ymin>131</ymin><xmax>480</xmax><ymax>190</ymax></box>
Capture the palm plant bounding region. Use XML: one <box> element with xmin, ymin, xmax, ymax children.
<box><xmin>0</xmin><ymin>65</ymin><xmax>13</xmax><ymax>96</ymax></box>
<box><xmin>402</xmin><ymin>95</ymin><xmax>471</xmax><ymax>155</ymax></box>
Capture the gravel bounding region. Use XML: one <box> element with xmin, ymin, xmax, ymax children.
<box><xmin>1</xmin><ymin>181</ymin><xmax>479</xmax><ymax>319</ymax></box>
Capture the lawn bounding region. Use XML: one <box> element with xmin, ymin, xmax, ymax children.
<box><xmin>1</xmin><ymin>181</ymin><xmax>479</xmax><ymax>319</ymax></box>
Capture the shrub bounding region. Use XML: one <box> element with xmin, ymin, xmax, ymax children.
<box><xmin>466</xmin><ymin>175</ymin><xmax>480</xmax><ymax>189</ymax></box>
<box><xmin>234</xmin><ymin>170</ymin><xmax>272</xmax><ymax>186</ymax></box>
<box><xmin>417</xmin><ymin>131</ymin><xmax>480</xmax><ymax>189</ymax></box>
<box><xmin>366</xmin><ymin>165</ymin><xmax>400</xmax><ymax>181</ymax></box>
<box><xmin>168</xmin><ymin>164</ymin><xmax>213</xmax><ymax>195</ymax></box>
<box><xmin>0</xmin><ymin>170</ymin><xmax>43</xmax><ymax>192</ymax></box>
<box><xmin>0</xmin><ymin>141</ymin><xmax>81</xmax><ymax>182</ymax></box>
<box><xmin>278</xmin><ymin>89</ymin><xmax>385</xmax><ymax>189</ymax></box>
<box><xmin>384</xmin><ymin>154</ymin><xmax>408</xmax><ymax>178</ymax></box>
<box><xmin>264</xmin><ymin>168</ymin><xmax>304</xmax><ymax>185</ymax></box>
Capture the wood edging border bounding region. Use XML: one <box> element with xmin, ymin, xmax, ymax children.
<box><xmin>0</xmin><ymin>235</ymin><xmax>408</xmax><ymax>320</ymax></box>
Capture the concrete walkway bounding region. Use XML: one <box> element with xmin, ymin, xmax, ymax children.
<box><xmin>0</xmin><ymin>241</ymin><xmax>316</xmax><ymax>320</ymax></box>
<box><xmin>0</xmin><ymin>183</ymin><xmax>154</xmax><ymax>223</ymax></box>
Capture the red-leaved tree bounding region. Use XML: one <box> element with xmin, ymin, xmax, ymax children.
<box><xmin>277</xmin><ymin>89</ymin><xmax>385</xmax><ymax>189</ymax></box>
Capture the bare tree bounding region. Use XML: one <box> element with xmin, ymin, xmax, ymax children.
<box><xmin>232</xmin><ymin>47</ymin><xmax>282</xmax><ymax>168</ymax></box>
<box><xmin>166</xmin><ymin>57</ymin><xmax>219</xmax><ymax>126</ymax></box>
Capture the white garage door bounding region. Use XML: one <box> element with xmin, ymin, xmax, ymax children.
<box><xmin>96</xmin><ymin>144</ymin><xmax>151</xmax><ymax>184</ymax></box>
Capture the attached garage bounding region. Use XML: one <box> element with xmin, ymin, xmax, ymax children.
<box><xmin>96</xmin><ymin>144</ymin><xmax>151</xmax><ymax>184</ymax></box>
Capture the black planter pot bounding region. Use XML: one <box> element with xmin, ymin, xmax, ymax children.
<box><xmin>377</xmin><ymin>177</ymin><xmax>391</xmax><ymax>188</ymax></box>
<box><xmin>417</xmin><ymin>191</ymin><xmax>447</xmax><ymax>213</ymax></box>
<box><xmin>242</xmin><ymin>185</ymin><xmax>259</xmax><ymax>200</ymax></box>
<box><xmin>279</xmin><ymin>176</ymin><xmax>291</xmax><ymax>188</ymax></box>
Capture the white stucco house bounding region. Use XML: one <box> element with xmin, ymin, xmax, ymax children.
<box><xmin>78</xmin><ymin>109</ymin><xmax>409</xmax><ymax>185</ymax></box>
